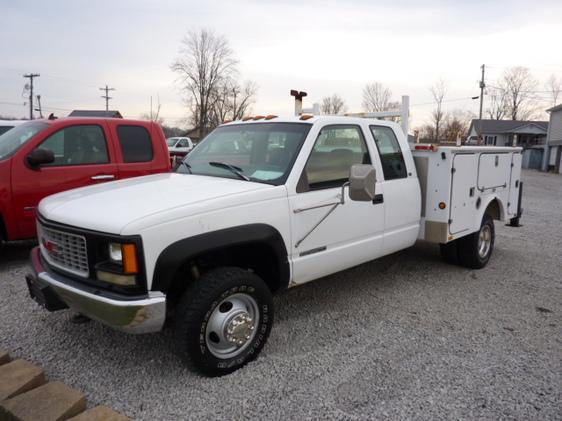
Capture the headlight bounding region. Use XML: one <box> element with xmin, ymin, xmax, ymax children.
<box><xmin>109</xmin><ymin>243</ymin><xmax>122</xmax><ymax>263</ymax></box>
<box><xmin>108</xmin><ymin>242</ymin><xmax>139</xmax><ymax>274</ymax></box>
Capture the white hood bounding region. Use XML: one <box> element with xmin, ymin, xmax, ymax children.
<box><xmin>39</xmin><ymin>173</ymin><xmax>274</xmax><ymax>234</ymax></box>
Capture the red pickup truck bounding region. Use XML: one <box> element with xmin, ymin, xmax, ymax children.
<box><xmin>0</xmin><ymin>117</ymin><xmax>171</xmax><ymax>242</ymax></box>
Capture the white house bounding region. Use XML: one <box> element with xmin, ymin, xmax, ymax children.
<box><xmin>543</xmin><ymin>104</ymin><xmax>562</xmax><ymax>173</ymax></box>
<box><xmin>466</xmin><ymin>119</ymin><xmax>549</xmax><ymax>169</ymax></box>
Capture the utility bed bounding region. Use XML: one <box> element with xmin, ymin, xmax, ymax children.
<box><xmin>412</xmin><ymin>145</ymin><xmax>523</xmax><ymax>244</ymax></box>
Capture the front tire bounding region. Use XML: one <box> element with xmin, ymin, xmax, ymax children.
<box><xmin>174</xmin><ymin>267</ymin><xmax>274</xmax><ymax>376</ymax></box>
<box><xmin>458</xmin><ymin>213</ymin><xmax>495</xmax><ymax>269</ymax></box>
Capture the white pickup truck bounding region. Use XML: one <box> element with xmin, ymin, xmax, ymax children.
<box><xmin>26</xmin><ymin>116</ymin><xmax>523</xmax><ymax>375</ymax></box>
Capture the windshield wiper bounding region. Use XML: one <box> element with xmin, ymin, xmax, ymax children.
<box><xmin>209</xmin><ymin>161</ymin><xmax>250</xmax><ymax>181</ymax></box>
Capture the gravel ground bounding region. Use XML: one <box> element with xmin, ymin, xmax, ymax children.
<box><xmin>1</xmin><ymin>170</ymin><xmax>561</xmax><ymax>420</ymax></box>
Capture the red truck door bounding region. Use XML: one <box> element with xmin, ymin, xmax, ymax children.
<box><xmin>11</xmin><ymin>121</ymin><xmax>119</xmax><ymax>238</ymax></box>
<box><xmin>108</xmin><ymin>121</ymin><xmax>171</xmax><ymax>178</ymax></box>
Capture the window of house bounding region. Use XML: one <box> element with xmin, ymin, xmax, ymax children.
<box><xmin>300</xmin><ymin>125</ymin><xmax>371</xmax><ymax>191</ymax></box>
<box><xmin>40</xmin><ymin>125</ymin><xmax>109</xmax><ymax>166</ymax></box>
<box><xmin>369</xmin><ymin>126</ymin><xmax>407</xmax><ymax>180</ymax></box>
<box><xmin>485</xmin><ymin>135</ymin><xmax>497</xmax><ymax>145</ymax></box>
<box><xmin>117</xmin><ymin>125</ymin><xmax>153</xmax><ymax>163</ymax></box>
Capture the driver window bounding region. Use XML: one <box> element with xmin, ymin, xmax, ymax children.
<box><xmin>369</xmin><ymin>126</ymin><xmax>407</xmax><ymax>180</ymax></box>
<box><xmin>299</xmin><ymin>125</ymin><xmax>371</xmax><ymax>192</ymax></box>
<box><xmin>40</xmin><ymin>125</ymin><xmax>109</xmax><ymax>166</ymax></box>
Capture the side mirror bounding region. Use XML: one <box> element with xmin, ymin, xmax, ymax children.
<box><xmin>27</xmin><ymin>148</ymin><xmax>55</xmax><ymax>168</ymax></box>
<box><xmin>349</xmin><ymin>164</ymin><xmax>376</xmax><ymax>201</ymax></box>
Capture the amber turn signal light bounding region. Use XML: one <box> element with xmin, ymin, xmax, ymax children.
<box><xmin>122</xmin><ymin>244</ymin><xmax>139</xmax><ymax>274</ymax></box>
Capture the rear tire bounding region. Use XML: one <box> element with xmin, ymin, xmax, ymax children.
<box><xmin>458</xmin><ymin>213</ymin><xmax>495</xmax><ymax>269</ymax></box>
<box><xmin>173</xmin><ymin>267</ymin><xmax>274</xmax><ymax>376</ymax></box>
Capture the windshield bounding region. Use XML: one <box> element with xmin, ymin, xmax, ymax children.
<box><xmin>0</xmin><ymin>121</ymin><xmax>48</xmax><ymax>160</ymax></box>
<box><xmin>166</xmin><ymin>138</ymin><xmax>178</xmax><ymax>147</ymax></box>
<box><xmin>178</xmin><ymin>122</ymin><xmax>311</xmax><ymax>185</ymax></box>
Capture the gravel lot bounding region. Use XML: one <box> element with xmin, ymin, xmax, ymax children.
<box><xmin>1</xmin><ymin>170</ymin><xmax>560</xmax><ymax>420</ymax></box>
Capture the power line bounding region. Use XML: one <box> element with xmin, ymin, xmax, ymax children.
<box><xmin>99</xmin><ymin>84</ymin><xmax>115</xmax><ymax>111</ymax></box>
<box><xmin>23</xmin><ymin>73</ymin><xmax>40</xmax><ymax>119</ymax></box>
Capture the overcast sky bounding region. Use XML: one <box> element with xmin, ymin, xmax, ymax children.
<box><xmin>1</xmin><ymin>0</ymin><xmax>561</xmax><ymax>129</ymax></box>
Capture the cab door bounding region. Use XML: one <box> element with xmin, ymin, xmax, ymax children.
<box><xmin>288</xmin><ymin>123</ymin><xmax>385</xmax><ymax>285</ymax></box>
<box><xmin>11</xmin><ymin>122</ymin><xmax>118</xmax><ymax>238</ymax></box>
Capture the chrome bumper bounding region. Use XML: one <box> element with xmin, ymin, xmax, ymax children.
<box><xmin>27</xmin><ymin>247</ymin><xmax>166</xmax><ymax>334</ymax></box>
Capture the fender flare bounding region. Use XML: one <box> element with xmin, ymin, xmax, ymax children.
<box><xmin>479</xmin><ymin>195</ymin><xmax>507</xmax><ymax>224</ymax></box>
<box><xmin>151</xmin><ymin>223</ymin><xmax>289</xmax><ymax>293</ymax></box>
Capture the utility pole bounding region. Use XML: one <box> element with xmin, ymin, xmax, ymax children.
<box><xmin>99</xmin><ymin>84</ymin><xmax>115</xmax><ymax>111</ymax></box>
<box><xmin>23</xmin><ymin>73</ymin><xmax>40</xmax><ymax>119</ymax></box>
<box><xmin>479</xmin><ymin>64</ymin><xmax>486</xmax><ymax>120</ymax></box>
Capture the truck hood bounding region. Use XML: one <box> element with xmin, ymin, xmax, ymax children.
<box><xmin>39</xmin><ymin>173</ymin><xmax>274</xmax><ymax>234</ymax></box>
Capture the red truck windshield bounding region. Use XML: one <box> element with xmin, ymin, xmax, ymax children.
<box><xmin>0</xmin><ymin>121</ymin><xmax>48</xmax><ymax>160</ymax></box>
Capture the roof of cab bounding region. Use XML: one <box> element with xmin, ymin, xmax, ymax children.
<box><xmin>219</xmin><ymin>115</ymin><xmax>392</xmax><ymax>126</ymax></box>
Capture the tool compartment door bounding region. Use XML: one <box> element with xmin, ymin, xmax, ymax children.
<box><xmin>477</xmin><ymin>153</ymin><xmax>511</xmax><ymax>192</ymax></box>
<box><xmin>508</xmin><ymin>153</ymin><xmax>522</xmax><ymax>215</ymax></box>
<box><xmin>450</xmin><ymin>153</ymin><xmax>478</xmax><ymax>235</ymax></box>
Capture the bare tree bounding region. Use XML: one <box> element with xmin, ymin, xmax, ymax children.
<box><xmin>171</xmin><ymin>29</ymin><xmax>238</xmax><ymax>135</ymax></box>
<box><xmin>321</xmin><ymin>94</ymin><xmax>346</xmax><ymax>114</ymax></box>
<box><xmin>362</xmin><ymin>82</ymin><xmax>394</xmax><ymax>112</ymax></box>
<box><xmin>486</xmin><ymin>88</ymin><xmax>509</xmax><ymax>120</ymax></box>
<box><xmin>231</xmin><ymin>81</ymin><xmax>258</xmax><ymax>120</ymax></box>
<box><xmin>442</xmin><ymin>110</ymin><xmax>475</xmax><ymax>143</ymax></box>
<box><xmin>546</xmin><ymin>74</ymin><xmax>561</xmax><ymax>106</ymax></box>
<box><xmin>414</xmin><ymin>124</ymin><xmax>436</xmax><ymax>143</ymax></box>
<box><xmin>499</xmin><ymin>67</ymin><xmax>538</xmax><ymax>120</ymax></box>
<box><xmin>208</xmin><ymin>80</ymin><xmax>258</xmax><ymax>127</ymax></box>
<box><xmin>430</xmin><ymin>79</ymin><xmax>447</xmax><ymax>142</ymax></box>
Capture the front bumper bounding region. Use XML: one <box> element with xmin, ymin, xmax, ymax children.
<box><xmin>26</xmin><ymin>247</ymin><xmax>166</xmax><ymax>334</ymax></box>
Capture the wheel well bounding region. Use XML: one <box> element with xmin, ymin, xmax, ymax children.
<box><xmin>485</xmin><ymin>199</ymin><xmax>502</xmax><ymax>220</ymax></box>
<box><xmin>164</xmin><ymin>242</ymin><xmax>283</xmax><ymax>311</ymax></box>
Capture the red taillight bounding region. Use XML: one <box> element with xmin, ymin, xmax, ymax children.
<box><xmin>415</xmin><ymin>144</ymin><xmax>439</xmax><ymax>151</ymax></box>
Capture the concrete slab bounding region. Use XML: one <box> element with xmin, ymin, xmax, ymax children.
<box><xmin>0</xmin><ymin>381</ymin><xmax>86</xmax><ymax>421</ymax></box>
<box><xmin>0</xmin><ymin>359</ymin><xmax>45</xmax><ymax>400</ymax></box>
<box><xmin>0</xmin><ymin>350</ymin><xmax>10</xmax><ymax>365</ymax></box>
<box><xmin>69</xmin><ymin>405</ymin><xmax>130</xmax><ymax>421</ymax></box>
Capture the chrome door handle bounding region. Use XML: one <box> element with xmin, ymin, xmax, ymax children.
<box><xmin>91</xmin><ymin>174</ymin><xmax>115</xmax><ymax>181</ymax></box>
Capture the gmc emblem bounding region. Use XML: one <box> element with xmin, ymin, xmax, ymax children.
<box><xmin>42</xmin><ymin>239</ymin><xmax>60</xmax><ymax>255</ymax></box>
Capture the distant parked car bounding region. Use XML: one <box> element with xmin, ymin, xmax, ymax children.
<box><xmin>0</xmin><ymin>117</ymin><xmax>171</xmax><ymax>242</ymax></box>
<box><xmin>167</xmin><ymin>136</ymin><xmax>194</xmax><ymax>160</ymax></box>
<box><xmin>0</xmin><ymin>120</ymin><xmax>27</xmax><ymax>136</ymax></box>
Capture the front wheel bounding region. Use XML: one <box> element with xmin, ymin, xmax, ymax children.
<box><xmin>174</xmin><ymin>267</ymin><xmax>274</xmax><ymax>376</ymax></box>
<box><xmin>458</xmin><ymin>213</ymin><xmax>495</xmax><ymax>269</ymax></box>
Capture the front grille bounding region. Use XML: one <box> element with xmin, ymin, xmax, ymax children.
<box><xmin>38</xmin><ymin>224</ymin><xmax>89</xmax><ymax>277</ymax></box>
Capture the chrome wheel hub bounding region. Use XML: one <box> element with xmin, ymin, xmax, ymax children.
<box><xmin>205</xmin><ymin>293</ymin><xmax>259</xmax><ymax>359</ymax></box>
<box><xmin>478</xmin><ymin>225</ymin><xmax>492</xmax><ymax>258</ymax></box>
<box><xmin>225</xmin><ymin>313</ymin><xmax>254</xmax><ymax>346</ymax></box>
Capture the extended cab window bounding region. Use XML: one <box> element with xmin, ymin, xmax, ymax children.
<box><xmin>40</xmin><ymin>125</ymin><xmax>109</xmax><ymax>166</ymax></box>
<box><xmin>300</xmin><ymin>125</ymin><xmax>371</xmax><ymax>191</ymax></box>
<box><xmin>117</xmin><ymin>125</ymin><xmax>153</xmax><ymax>163</ymax></box>
<box><xmin>370</xmin><ymin>126</ymin><xmax>407</xmax><ymax>180</ymax></box>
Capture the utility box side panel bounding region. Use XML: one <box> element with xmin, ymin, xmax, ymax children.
<box><xmin>450</xmin><ymin>154</ymin><xmax>478</xmax><ymax>235</ymax></box>
<box><xmin>413</xmin><ymin>151</ymin><xmax>452</xmax><ymax>242</ymax></box>
<box><xmin>508</xmin><ymin>153</ymin><xmax>523</xmax><ymax>216</ymax></box>
<box><xmin>477</xmin><ymin>153</ymin><xmax>512</xmax><ymax>192</ymax></box>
